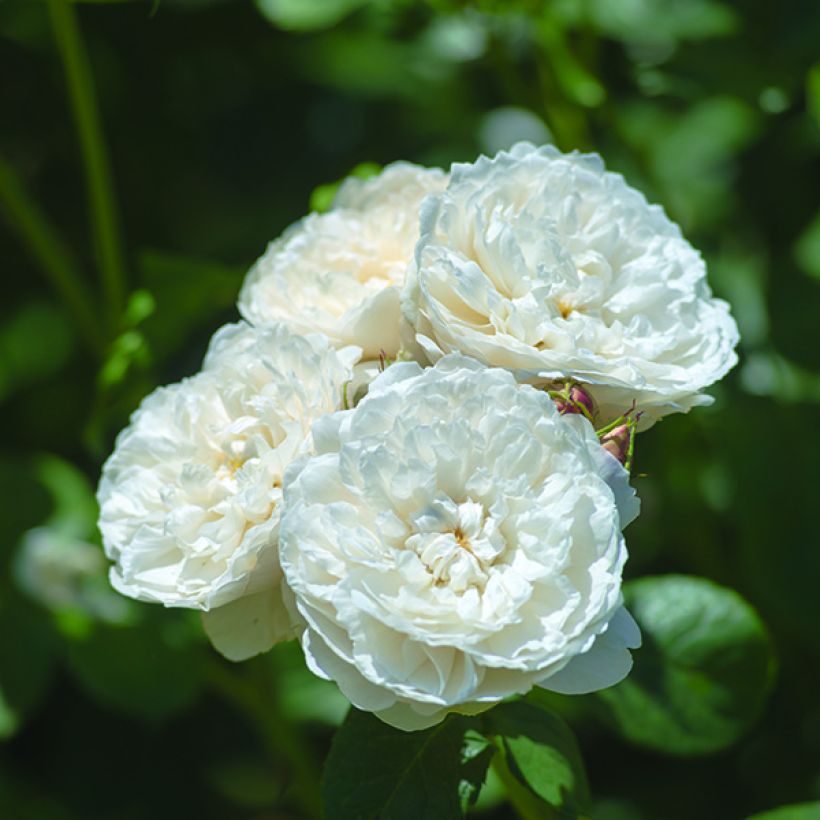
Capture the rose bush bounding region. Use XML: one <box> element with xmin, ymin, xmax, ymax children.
<box><xmin>402</xmin><ymin>143</ymin><xmax>740</xmax><ymax>424</ymax></box>
<box><xmin>239</xmin><ymin>162</ymin><xmax>447</xmax><ymax>359</ymax></box>
<box><xmin>97</xmin><ymin>322</ymin><xmax>359</xmax><ymax>659</ymax></box>
<box><xmin>279</xmin><ymin>355</ymin><xmax>640</xmax><ymax>730</ymax></box>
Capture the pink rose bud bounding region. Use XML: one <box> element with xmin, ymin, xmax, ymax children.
<box><xmin>567</xmin><ymin>384</ymin><xmax>595</xmax><ymax>419</ymax></box>
<box><xmin>550</xmin><ymin>383</ymin><xmax>595</xmax><ymax>421</ymax></box>
<box><xmin>600</xmin><ymin>423</ymin><xmax>631</xmax><ymax>466</ymax></box>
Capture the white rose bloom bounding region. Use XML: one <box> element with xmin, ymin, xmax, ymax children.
<box><xmin>97</xmin><ymin>322</ymin><xmax>359</xmax><ymax>660</ymax></box>
<box><xmin>402</xmin><ymin>143</ymin><xmax>740</xmax><ymax>424</ymax></box>
<box><xmin>239</xmin><ymin>162</ymin><xmax>447</xmax><ymax>360</ymax></box>
<box><xmin>279</xmin><ymin>356</ymin><xmax>640</xmax><ymax>731</ymax></box>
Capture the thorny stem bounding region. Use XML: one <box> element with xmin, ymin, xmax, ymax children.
<box><xmin>624</xmin><ymin>411</ymin><xmax>643</xmax><ymax>473</ymax></box>
<box><xmin>595</xmin><ymin>400</ymin><xmax>637</xmax><ymax>438</ymax></box>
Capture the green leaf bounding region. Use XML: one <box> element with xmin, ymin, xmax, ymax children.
<box><xmin>322</xmin><ymin>708</ymin><xmax>488</xmax><ymax>820</ymax></box>
<box><xmin>255</xmin><ymin>0</ymin><xmax>367</xmax><ymax>32</ymax></box>
<box><xmin>459</xmin><ymin>729</ymin><xmax>495</xmax><ymax>813</ymax></box>
<box><xmin>471</xmin><ymin>759</ymin><xmax>506</xmax><ymax>814</ymax></box>
<box><xmin>485</xmin><ymin>700</ymin><xmax>591</xmax><ymax>817</ymax></box>
<box><xmin>749</xmin><ymin>803</ymin><xmax>820</xmax><ymax>820</ymax></box>
<box><xmin>596</xmin><ymin>575</ymin><xmax>776</xmax><ymax>756</ymax></box>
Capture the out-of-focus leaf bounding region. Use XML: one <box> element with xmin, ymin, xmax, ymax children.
<box><xmin>807</xmin><ymin>64</ymin><xmax>820</xmax><ymax>129</ymax></box>
<box><xmin>596</xmin><ymin>576</ymin><xmax>776</xmax><ymax>756</ymax></box>
<box><xmin>97</xmin><ymin>329</ymin><xmax>151</xmax><ymax>390</ymax></box>
<box><xmin>794</xmin><ymin>211</ymin><xmax>820</xmax><ymax>281</ymax></box>
<box><xmin>0</xmin><ymin>302</ymin><xmax>76</xmax><ymax>403</ymax></box>
<box><xmin>710</xmin><ymin>249</ymin><xmax>769</xmax><ymax>347</ymax></box>
<box><xmin>538</xmin><ymin>19</ymin><xmax>605</xmax><ymax>108</ymax></box>
<box><xmin>301</xmin><ymin>32</ymin><xmax>435</xmax><ymax>98</ymax></box>
<box><xmin>255</xmin><ymin>0</ymin><xmax>367</xmax><ymax>31</ymax></box>
<box><xmin>137</xmin><ymin>249</ymin><xmax>244</xmax><ymax>360</ymax></box>
<box><xmin>65</xmin><ymin>616</ymin><xmax>205</xmax><ymax>720</ymax></box>
<box><xmin>323</xmin><ymin>709</ymin><xmax>483</xmax><ymax>820</ymax></box>
<box><xmin>32</xmin><ymin>453</ymin><xmax>97</xmax><ymax>539</ymax></box>
<box><xmin>266</xmin><ymin>641</ymin><xmax>350</xmax><ymax>726</ymax></box>
<box><xmin>485</xmin><ymin>700</ymin><xmax>591</xmax><ymax>817</ymax></box>
<box><xmin>650</xmin><ymin>97</ymin><xmax>759</xmax><ymax>228</ymax></box>
<box><xmin>740</xmin><ymin>350</ymin><xmax>820</xmax><ymax>403</ymax></box>
<box><xmin>750</xmin><ymin>804</ymin><xmax>820</xmax><ymax>820</ymax></box>
<box><xmin>0</xmin><ymin>593</ymin><xmax>56</xmax><ymax>741</ymax></box>
<box><xmin>557</xmin><ymin>0</ymin><xmax>738</xmax><ymax>48</ymax></box>
<box><xmin>208</xmin><ymin>758</ymin><xmax>282</xmax><ymax>808</ymax></box>
<box><xmin>122</xmin><ymin>288</ymin><xmax>156</xmax><ymax>328</ymax></box>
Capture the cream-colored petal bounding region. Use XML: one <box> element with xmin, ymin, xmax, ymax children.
<box><xmin>202</xmin><ymin>586</ymin><xmax>302</xmax><ymax>661</ymax></box>
<box><xmin>537</xmin><ymin>606</ymin><xmax>640</xmax><ymax>695</ymax></box>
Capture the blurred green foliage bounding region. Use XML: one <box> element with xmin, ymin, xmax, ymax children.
<box><xmin>595</xmin><ymin>576</ymin><xmax>776</xmax><ymax>756</ymax></box>
<box><xmin>1</xmin><ymin>0</ymin><xmax>819</xmax><ymax>817</ymax></box>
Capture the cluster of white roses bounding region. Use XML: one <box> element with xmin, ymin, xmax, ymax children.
<box><xmin>98</xmin><ymin>144</ymin><xmax>739</xmax><ymax>731</ymax></box>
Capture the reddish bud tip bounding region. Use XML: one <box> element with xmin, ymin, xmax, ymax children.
<box><xmin>567</xmin><ymin>384</ymin><xmax>595</xmax><ymax>419</ymax></box>
<box><xmin>550</xmin><ymin>382</ymin><xmax>595</xmax><ymax>421</ymax></box>
<box><xmin>600</xmin><ymin>424</ymin><xmax>631</xmax><ymax>466</ymax></box>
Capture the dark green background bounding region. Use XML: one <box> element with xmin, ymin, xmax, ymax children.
<box><xmin>1</xmin><ymin>1</ymin><xmax>819</xmax><ymax>817</ymax></box>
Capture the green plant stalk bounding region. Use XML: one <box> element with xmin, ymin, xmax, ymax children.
<box><xmin>206</xmin><ymin>659</ymin><xmax>323</xmax><ymax>820</ymax></box>
<box><xmin>0</xmin><ymin>154</ymin><xmax>103</xmax><ymax>355</ymax></box>
<box><xmin>48</xmin><ymin>0</ymin><xmax>126</xmax><ymax>333</ymax></box>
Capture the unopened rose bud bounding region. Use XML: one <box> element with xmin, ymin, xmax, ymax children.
<box><xmin>600</xmin><ymin>423</ymin><xmax>631</xmax><ymax>465</ymax></box>
<box><xmin>550</xmin><ymin>383</ymin><xmax>595</xmax><ymax>421</ymax></box>
<box><xmin>598</xmin><ymin>409</ymin><xmax>642</xmax><ymax>471</ymax></box>
<box><xmin>567</xmin><ymin>384</ymin><xmax>595</xmax><ymax>419</ymax></box>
